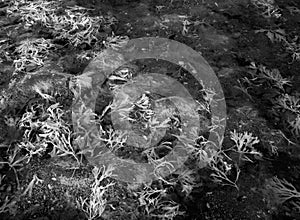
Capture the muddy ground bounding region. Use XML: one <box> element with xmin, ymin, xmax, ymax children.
<box><xmin>0</xmin><ymin>0</ymin><xmax>300</xmax><ymax>219</ymax></box>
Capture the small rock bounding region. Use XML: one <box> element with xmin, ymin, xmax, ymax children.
<box><xmin>232</xmin><ymin>32</ymin><xmax>241</xmax><ymax>39</ymax></box>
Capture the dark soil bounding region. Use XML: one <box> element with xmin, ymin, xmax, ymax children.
<box><xmin>0</xmin><ymin>0</ymin><xmax>300</xmax><ymax>220</ymax></box>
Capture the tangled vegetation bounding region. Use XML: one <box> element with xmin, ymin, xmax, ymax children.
<box><xmin>0</xmin><ymin>0</ymin><xmax>299</xmax><ymax>220</ymax></box>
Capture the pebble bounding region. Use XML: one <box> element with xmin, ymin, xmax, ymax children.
<box><xmin>232</xmin><ymin>32</ymin><xmax>241</xmax><ymax>39</ymax></box>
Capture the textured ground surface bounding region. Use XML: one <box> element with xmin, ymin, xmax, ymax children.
<box><xmin>0</xmin><ymin>0</ymin><xmax>300</xmax><ymax>219</ymax></box>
